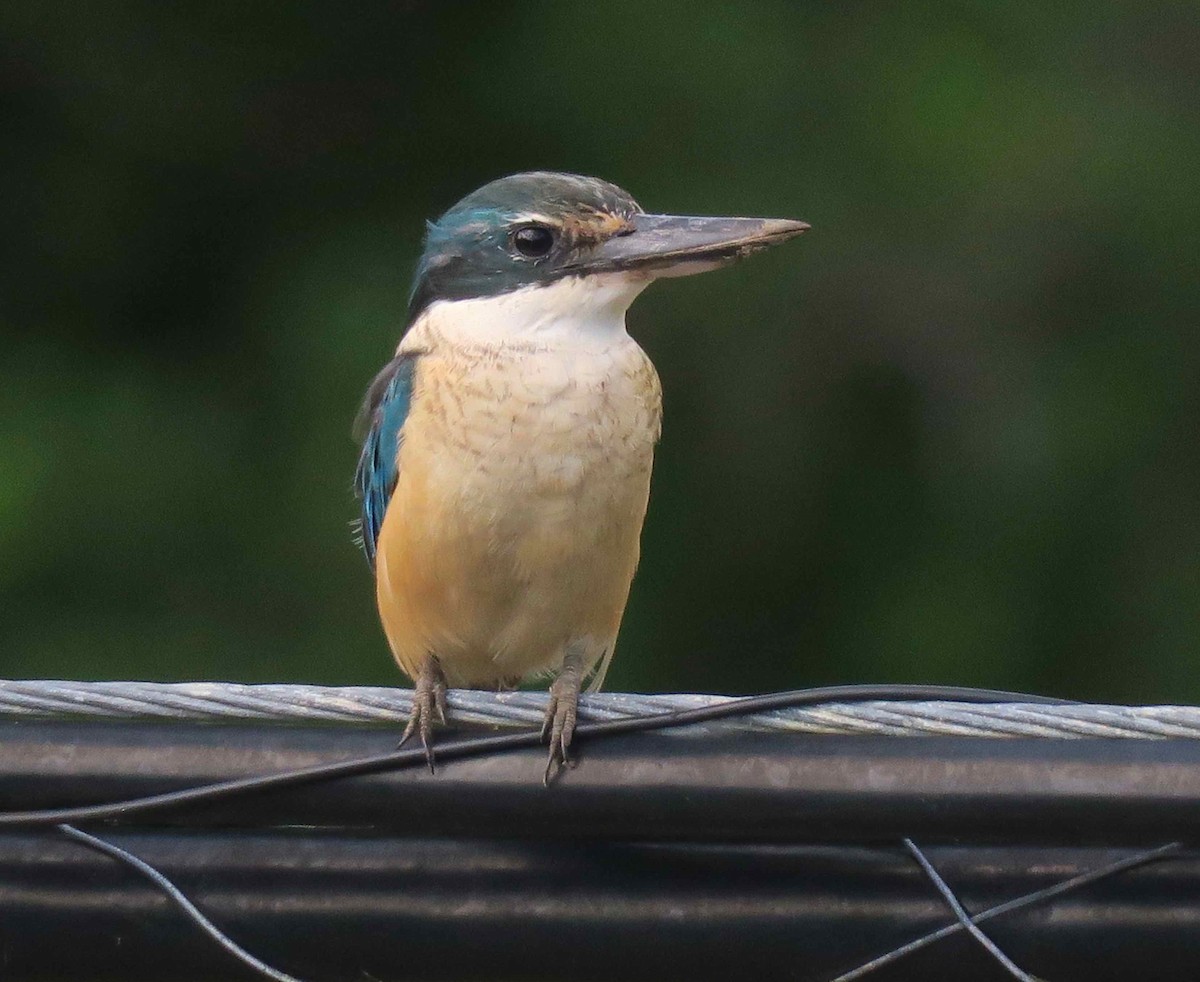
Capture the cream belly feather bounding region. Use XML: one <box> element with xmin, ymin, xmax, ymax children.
<box><xmin>373</xmin><ymin>278</ymin><xmax>662</xmax><ymax>689</ymax></box>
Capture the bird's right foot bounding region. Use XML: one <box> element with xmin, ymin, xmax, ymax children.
<box><xmin>399</xmin><ymin>657</ymin><xmax>448</xmax><ymax>772</ymax></box>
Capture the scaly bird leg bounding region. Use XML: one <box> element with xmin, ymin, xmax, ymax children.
<box><xmin>399</xmin><ymin>656</ymin><xmax>448</xmax><ymax>773</ymax></box>
<box><xmin>541</xmin><ymin>642</ymin><xmax>591</xmax><ymax>784</ymax></box>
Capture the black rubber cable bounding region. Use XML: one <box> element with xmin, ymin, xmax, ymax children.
<box><xmin>0</xmin><ymin>683</ymin><xmax>1070</xmax><ymax>828</ymax></box>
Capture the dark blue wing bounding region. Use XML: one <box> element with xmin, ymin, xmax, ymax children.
<box><xmin>354</xmin><ymin>353</ymin><xmax>417</xmax><ymax>566</ymax></box>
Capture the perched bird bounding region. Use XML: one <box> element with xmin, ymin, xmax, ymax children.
<box><xmin>355</xmin><ymin>172</ymin><xmax>806</xmax><ymax>775</ymax></box>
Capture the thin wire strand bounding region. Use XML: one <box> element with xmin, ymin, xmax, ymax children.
<box><xmin>831</xmin><ymin>841</ymin><xmax>1183</xmax><ymax>981</ymax></box>
<box><xmin>902</xmin><ymin>838</ymin><xmax>1038</xmax><ymax>982</ymax></box>
<box><xmin>57</xmin><ymin>823</ymin><xmax>306</xmax><ymax>982</ymax></box>
<box><xmin>0</xmin><ymin>684</ymin><xmax>1070</xmax><ymax>828</ymax></box>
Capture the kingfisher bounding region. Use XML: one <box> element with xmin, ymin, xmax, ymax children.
<box><xmin>355</xmin><ymin>172</ymin><xmax>807</xmax><ymax>776</ymax></box>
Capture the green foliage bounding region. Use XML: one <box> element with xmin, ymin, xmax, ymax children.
<box><xmin>1</xmin><ymin>1</ymin><xmax>1197</xmax><ymax>700</ymax></box>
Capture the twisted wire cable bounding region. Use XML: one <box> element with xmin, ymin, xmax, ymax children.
<box><xmin>1</xmin><ymin>679</ymin><xmax>1196</xmax><ymax>739</ymax></box>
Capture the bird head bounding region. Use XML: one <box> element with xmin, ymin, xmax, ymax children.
<box><xmin>407</xmin><ymin>172</ymin><xmax>808</xmax><ymax>324</ymax></box>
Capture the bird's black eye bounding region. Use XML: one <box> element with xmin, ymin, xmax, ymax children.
<box><xmin>511</xmin><ymin>225</ymin><xmax>556</xmax><ymax>259</ymax></box>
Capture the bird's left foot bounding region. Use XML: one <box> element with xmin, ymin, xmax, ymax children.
<box><xmin>541</xmin><ymin>648</ymin><xmax>586</xmax><ymax>784</ymax></box>
<box><xmin>399</xmin><ymin>656</ymin><xmax>448</xmax><ymax>773</ymax></box>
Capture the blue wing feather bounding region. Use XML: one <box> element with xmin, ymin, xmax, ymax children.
<box><xmin>354</xmin><ymin>353</ymin><xmax>417</xmax><ymax>566</ymax></box>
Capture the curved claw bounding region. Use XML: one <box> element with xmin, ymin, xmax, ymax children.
<box><xmin>398</xmin><ymin>657</ymin><xmax>448</xmax><ymax>773</ymax></box>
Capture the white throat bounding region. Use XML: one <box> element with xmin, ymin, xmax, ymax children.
<box><xmin>415</xmin><ymin>273</ymin><xmax>650</xmax><ymax>348</ymax></box>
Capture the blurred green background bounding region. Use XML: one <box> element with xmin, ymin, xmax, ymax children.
<box><xmin>1</xmin><ymin>1</ymin><xmax>1197</xmax><ymax>701</ymax></box>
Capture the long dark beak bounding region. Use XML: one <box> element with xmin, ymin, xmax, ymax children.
<box><xmin>567</xmin><ymin>214</ymin><xmax>809</xmax><ymax>277</ymax></box>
